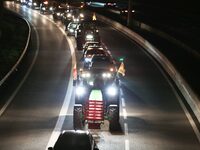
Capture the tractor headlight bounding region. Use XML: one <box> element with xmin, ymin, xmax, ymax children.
<box><xmin>110</xmin><ymin>67</ymin><xmax>114</xmax><ymax>72</ymax></box>
<box><xmin>81</xmin><ymin>72</ymin><xmax>91</xmax><ymax>78</ymax></box>
<box><xmin>89</xmin><ymin>81</ymin><xmax>94</xmax><ymax>86</ymax></box>
<box><xmin>80</xmin><ymin>13</ymin><xmax>84</xmax><ymax>18</ymax></box>
<box><xmin>69</xmin><ymin>28</ymin><xmax>74</xmax><ymax>32</ymax></box>
<box><xmin>67</xmin><ymin>13</ymin><xmax>72</xmax><ymax>17</ymax></box>
<box><xmin>44</xmin><ymin>1</ymin><xmax>48</xmax><ymax>5</ymax></box>
<box><xmin>106</xmin><ymin>86</ymin><xmax>118</xmax><ymax>96</ymax></box>
<box><xmin>73</xmin><ymin>18</ymin><xmax>79</xmax><ymax>22</ymax></box>
<box><xmin>86</xmin><ymin>34</ymin><xmax>94</xmax><ymax>40</ymax></box>
<box><xmin>102</xmin><ymin>73</ymin><xmax>111</xmax><ymax>78</ymax></box>
<box><xmin>76</xmin><ymin>86</ymin><xmax>86</xmax><ymax>96</ymax></box>
<box><xmin>84</xmin><ymin>57</ymin><xmax>91</xmax><ymax>63</ymax></box>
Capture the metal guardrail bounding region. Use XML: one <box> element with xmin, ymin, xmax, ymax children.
<box><xmin>96</xmin><ymin>14</ymin><xmax>200</xmax><ymax>124</ymax></box>
<box><xmin>0</xmin><ymin>16</ymin><xmax>31</xmax><ymax>86</ymax></box>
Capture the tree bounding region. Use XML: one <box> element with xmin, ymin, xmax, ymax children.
<box><xmin>0</xmin><ymin>0</ymin><xmax>3</xmax><ymax>39</ymax></box>
<box><xmin>0</xmin><ymin>0</ymin><xmax>4</xmax><ymax>18</ymax></box>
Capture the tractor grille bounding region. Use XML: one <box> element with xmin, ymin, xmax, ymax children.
<box><xmin>85</xmin><ymin>100</ymin><xmax>104</xmax><ymax>121</ymax></box>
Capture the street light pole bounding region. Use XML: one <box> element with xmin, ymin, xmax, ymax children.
<box><xmin>127</xmin><ymin>0</ymin><xmax>133</xmax><ymax>27</ymax></box>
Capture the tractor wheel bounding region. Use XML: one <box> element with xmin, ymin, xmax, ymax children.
<box><xmin>108</xmin><ymin>105</ymin><xmax>119</xmax><ymax>131</ymax></box>
<box><xmin>73</xmin><ymin>105</ymin><xmax>84</xmax><ymax>130</ymax></box>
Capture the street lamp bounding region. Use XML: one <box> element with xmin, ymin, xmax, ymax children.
<box><xmin>127</xmin><ymin>0</ymin><xmax>133</xmax><ymax>26</ymax></box>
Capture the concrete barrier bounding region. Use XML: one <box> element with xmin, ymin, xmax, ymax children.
<box><xmin>0</xmin><ymin>14</ymin><xmax>31</xmax><ymax>86</ymax></box>
<box><xmin>96</xmin><ymin>14</ymin><xmax>200</xmax><ymax>123</ymax></box>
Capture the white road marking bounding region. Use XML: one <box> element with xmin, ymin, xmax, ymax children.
<box><xmin>125</xmin><ymin>139</ymin><xmax>130</xmax><ymax>150</ymax></box>
<box><xmin>121</xmin><ymin>97</ymin><xmax>126</xmax><ymax>107</ymax></box>
<box><xmin>123</xmin><ymin>108</ymin><xmax>127</xmax><ymax>120</ymax></box>
<box><xmin>0</xmin><ymin>24</ymin><xmax>39</xmax><ymax>116</ymax></box>
<box><xmin>45</xmin><ymin>79</ymin><xmax>73</xmax><ymax>148</ymax></box>
<box><xmin>121</xmin><ymin>88</ymin><xmax>129</xmax><ymax>150</ymax></box>
<box><xmin>124</xmin><ymin>123</ymin><xmax>128</xmax><ymax>136</ymax></box>
<box><xmin>124</xmin><ymin>123</ymin><xmax>130</xmax><ymax>150</ymax></box>
<box><xmin>120</xmin><ymin>88</ymin><xmax>124</xmax><ymax>97</ymax></box>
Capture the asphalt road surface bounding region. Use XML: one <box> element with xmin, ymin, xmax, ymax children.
<box><xmin>0</xmin><ymin>2</ymin><xmax>199</xmax><ymax>150</ymax></box>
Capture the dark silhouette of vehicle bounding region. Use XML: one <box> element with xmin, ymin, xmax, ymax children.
<box><xmin>48</xmin><ymin>130</ymin><xmax>99</xmax><ymax>150</ymax></box>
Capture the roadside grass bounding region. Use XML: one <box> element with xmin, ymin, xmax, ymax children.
<box><xmin>0</xmin><ymin>9</ymin><xmax>29</xmax><ymax>80</ymax></box>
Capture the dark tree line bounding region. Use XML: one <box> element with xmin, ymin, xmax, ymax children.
<box><xmin>0</xmin><ymin>0</ymin><xmax>3</xmax><ymax>46</ymax></box>
<box><xmin>0</xmin><ymin>0</ymin><xmax>4</xmax><ymax>18</ymax></box>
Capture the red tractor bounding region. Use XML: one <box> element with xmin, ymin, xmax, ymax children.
<box><xmin>73</xmin><ymin>55</ymin><xmax>125</xmax><ymax>131</ymax></box>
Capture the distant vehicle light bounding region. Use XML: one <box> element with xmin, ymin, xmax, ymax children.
<box><xmin>44</xmin><ymin>1</ymin><xmax>48</xmax><ymax>5</ymax></box>
<box><xmin>80</xmin><ymin>13</ymin><xmax>84</xmax><ymax>18</ymax></box>
<box><xmin>81</xmin><ymin>72</ymin><xmax>91</xmax><ymax>78</ymax></box>
<box><xmin>110</xmin><ymin>68</ymin><xmax>114</xmax><ymax>72</ymax></box>
<box><xmin>67</xmin><ymin>13</ymin><xmax>72</xmax><ymax>17</ymax></box>
<box><xmin>73</xmin><ymin>18</ymin><xmax>79</xmax><ymax>22</ymax></box>
<box><xmin>42</xmin><ymin>7</ymin><xmax>46</xmax><ymax>10</ymax></box>
<box><xmin>33</xmin><ymin>2</ymin><xmax>37</xmax><ymax>6</ymax></box>
<box><xmin>102</xmin><ymin>73</ymin><xmax>111</xmax><ymax>78</ymax></box>
<box><xmin>49</xmin><ymin>7</ymin><xmax>53</xmax><ymax>11</ymax></box>
<box><xmin>69</xmin><ymin>28</ymin><xmax>74</xmax><ymax>32</ymax></box>
<box><xmin>86</xmin><ymin>34</ymin><xmax>94</xmax><ymax>40</ymax></box>
<box><xmin>56</xmin><ymin>12</ymin><xmax>61</xmax><ymax>16</ymax></box>
<box><xmin>89</xmin><ymin>81</ymin><xmax>94</xmax><ymax>86</ymax></box>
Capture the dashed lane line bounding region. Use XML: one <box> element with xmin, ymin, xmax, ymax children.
<box><xmin>123</xmin><ymin>108</ymin><xmax>127</xmax><ymax>120</ymax></box>
<box><xmin>125</xmin><ymin>139</ymin><xmax>130</xmax><ymax>150</ymax></box>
